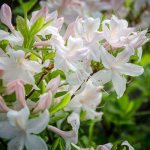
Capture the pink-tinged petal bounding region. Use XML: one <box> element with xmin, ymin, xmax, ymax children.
<box><xmin>64</xmin><ymin>21</ymin><xmax>76</xmax><ymax>40</ymax></box>
<box><xmin>54</xmin><ymin>17</ymin><xmax>64</xmax><ymax>31</ymax></box>
<box><xmin>118</xmin><ymin>63</ymin><xmax>144</xmax><ymax>76</ymax></box>
<box><xmin>112</xmin><ymin>73</ymin><xmax>126</xmax><ymax>98</ymax></box>
<box><xmin>111</xmin><ymin>0</ymin><xmax>124</xmax><ymax>11</ymax></box>
<box><xmin>46</xmin><ymin>76</ymin><xmax>60</xmax><ymax>93</ymax></box>
<box><xmin>25</xmin><ymin>134</ymin><xmax>48</xmax><ymax>150</ymax></box>
<box><xmin>30</xmin><ymin>6</ymin><xmax>48</xmax><ymax>23</ymax></box>
<box><xmin>27</xmin><ymin>110</ymin><xmax>49</xmax><ymax>134</ymax></box>
<box><xmin>100</xmin><ymin>46</ymin><xmax>115</xmax><ymax>68</ymax></box>
<box><xmin>48</xmin><ymin>113</ymin><xmax>80</xmax><ymax>144</ymax></box>
<box><xmin>6</xmin><ymin>80</ymin><xmax>26</xmax><ymax>107</ymax></box>
<box><xmin>48</xmin><ymin>125</ymin><xmax>77</xmax><ymax>141</ymax></box>
<box><xmin>0</xmin><ymin>96</ymin><xmax>9</xmax><ymax>112</ymax></box>
<box><xmin>0</xmin><ymin>4</ymin><xmax>15</xmax><ymax>32</ymax></box>
<box><xmin>8</xmin><ymin>135</ymin><xmax>25</xmax><ymax>150</ymax></box>
<box><xmin>33</xmin><ymin>92</ymin><xmax>52</xmax><ymax>113</ymax></box>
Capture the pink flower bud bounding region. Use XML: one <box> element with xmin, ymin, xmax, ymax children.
<box><xmin>0</xmin><ymin>96</ymin><xmax>9</xmax><ymax>112</ymax></box>
<box><xmin>64</xmin><ymin>21</ymin><xmax>76</xmax><ymax>40</ymax></box>
<box><xmin>46</xmin><ymin>76</ymin><xmax>60</xmax><ymax>93</ymax></box>
<box><xmin>30</xmin><ymin>6</ymin><xmax>48</xmax><ymax>23</ymax></box>
<box><xmin>0</xmin><ymin>4</ymin><xmax>15</xmax><ymax>32</ymax></box>
<box><xmin>6</xmin><ymin>80</ymin><xmax>26</xmax><ymax>107</ymax></box>
<box><xmin>54</xmin><ymin>17</ymin><xmax>64</xmax><ymax>31</ymax></box>
<box><xmin>33</xmin><ymin>91</ymin><xmax>52</xmax><ymax>113</ymax></box>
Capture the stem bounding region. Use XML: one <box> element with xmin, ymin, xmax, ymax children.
<box><xmin>25</xmin><ymin>72</ymin><xmax>47</xmax><ymax>99</ymax></box>
<box><xmin>88</xmin><ymin>121</ymin><xmax>96</xmax><ymax>147</ymax></box>
<box><xmin>25</xmin><ymin>64</ymin><xmax>54</xmax><ymax>99</ymax></box>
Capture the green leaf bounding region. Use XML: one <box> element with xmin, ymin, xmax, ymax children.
<box><xmin>23</xmin><ymin>0</ymin><xmax>38</xmax><ymax>13</ymax></box>
<box><xmin>16</xmin><ymin>16</ymin><xmax>29</xmax><ymax>39</ymax></box>
<box><xmin>50</xmin><ymin>93</ymin><xmax>71</xmax><ymax>114</ymax></box>
<box><xmin>0</xmin><ymin>40</ymin><xmax>9</xmax><ymax>51</ymax></box>
<box><xmin>30</xmin><ymin>17</ymin><xmax>45</xmax><ymax>37</ymax></box>
<box><xmin>50</xmin><ymin>112</ymin><xmax>69</xmax><ymax>124</ymax></box>
<box><xmin>50</xmin><ymin>70</ymin><xmax>66</xmax><ymax>80</ymax></box>
<box><xmin>44</xmin><ymin>52</ymin><xmax>56</xmax><ymax>60</ymax></box>
<box><xmin>55</xmin><ymin>91</ymin><xmax>68</xmax><ymax>98</ymax></box>
<box><xmin>51</xmin><ymin>138</ymin><xmax>60</xmax><ymax>150</ymax></box>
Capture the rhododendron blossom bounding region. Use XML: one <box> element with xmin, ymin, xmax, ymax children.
<box><xmin>0</xmin><ymin>2</ymin><xmax>147</xmax><ymax>150</ymax></box>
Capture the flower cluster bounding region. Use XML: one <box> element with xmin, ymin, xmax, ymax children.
<box><xmin>0</xmin><ymin>2</ymin><xmax>147</xmax><ymax>150</ymax></box>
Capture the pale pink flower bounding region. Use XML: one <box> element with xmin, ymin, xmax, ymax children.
<box><xmin>46</xmin><ymin>75</ymin><xmax>60</xmax><ymax>93</ymax></box>
<box><xmin>6</xmin><ymin>80</ymin><xmax>26</xmax><ymax>107</ymax></box>
<box><xmin>0</xmin><ymin>4</ymin><xmax>15</xmax><ymax>32</ymax></box>
<box><xmin>33</xmin><ymin>91</ymin><xmax>52</xmax><ymax>113</ymax></box>
<box><xmin>0</xmin><ymin>96</ymin><xmax>9</xmax><ymax>112</ymax></box>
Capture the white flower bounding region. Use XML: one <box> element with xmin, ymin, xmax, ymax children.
<box><xmin>91</xmin><ymin>46</ymin><xmax>144</xmax><ymax>98</ymax></box>
<box><xmin>0</xmin><ymin>106</ymin><xmax>49</xmax><ymax>150</ymax></box>
<box><xmin>65</xmin><ymin>17</ymin><xmax>102</xmax><ymax>61</ymax></box>
<box><xmin>0</xmin><ymin>49</ymin><xmax>41</xmax><ymax>86</ymax></box>
<box><xmin>0</xmin><ymin>30</ymin><xmax>23</xmax><ymax>47</ymax></box>
<box><xmin>54</xmin><ymin>36</ymin><xmax>88</xmax><ymax>72</ymax></box>
<box><xmin>65</xmin><ymin>80</ymin><xmax>103</xmax><ymax>120</ymax></box>
<box><xmin>121</xmin><ymin>141</ymin><xmax>134</xmax><ymax>150</ymax></box>
<box><xmin>102</xmin><ymin>15</ymin><xmax>134</xmax><ymax>48</ymax></box>
<box><xmin>48</xmin><ymin>112</ymin><xmax>80</xmax><ymax>150</ymax></box>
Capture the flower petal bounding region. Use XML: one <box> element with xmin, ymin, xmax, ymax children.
<box><xmin>7</xmin><ymin>135</ymin><xmax>25</xmax><ymax>150</ymax></box>
<box><xmin>91</xmin><ymin>70</ymin><xmax>112</xmax><ymax>86</ymax></box>
<box><xmin>118</xmin><ymin>63</ymin><xmax>144</xmax><ymax>76</ymax></box>
<box><xmin>27</xmin><ymin>110</ymin><xmax>49</xmax><ymax>134</ymax></box>
<box><xmin>25</xmin><ymin>134</ymin><xmax>48</xmax><ymax>150</ymax></box>
<box><xmin>100</xmin><ymin>46</ymin><xmax>115</xmax><ymax>68</ymax></box>
<box><xmin>7</xmin><ymin>106</ymin><xmax>29</xmax><ymax>129</ymax></box>
<box><xmin>112</xmin><ymin>73</ymin><xmax>126</xmax><ymax>98</ymax></box>
<box><xmin>0</xmin><ymin>121</ymin><xmax>19</xmax><ymax>139</ymax></box>
<box><xmin>121</xmin><ymin>141</ymin><xmax>134</xmax><ymax>150</ymax></box>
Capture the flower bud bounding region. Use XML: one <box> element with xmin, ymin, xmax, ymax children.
<box><xmin>33</xmin><ymin>91</ymin><xmax>52</xmax><ymax>113</ymax></box>
<box><xmin>0</xmin><ymin>96</ymin><xmax>9</xmax><ymax>112</ymax></box>
<box><xmin>6</xmin><ymin>80</ymin><xmax>26</xmax><ymax>107</ymax></box>
<box><xmin>0</xmin><ymin>4</ymin><xmax>15</xmax><ymax>32</ymax></box>
<box><xmin>46</xmin><ymin>76</ymin><xmax>60</xmax><ymax>93</ymax></box>
<box><xmin>30</xmin><ymin>6</ymin><xmax>48</xmax><ymax>23</ymax></box>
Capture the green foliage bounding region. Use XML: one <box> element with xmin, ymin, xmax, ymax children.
<box><xmin>50</xmin><ymin>93</ymin><xmax>71</xmax><ymax>115</ymax></box>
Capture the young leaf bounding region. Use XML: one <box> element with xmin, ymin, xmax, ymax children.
<box><xmin>30</xmin><ymin>17</ymin><xmax>45</xmax><ymax>37</ymax></box>
<box><xmin>50</xmin><ymin>93</ymin><xmax>71</xmax><ymax>114</ymax></box>
<box><xmin>16</xmin><ymin>16</ymin><xmax>29</xmax><ymax>39</ymax></box>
